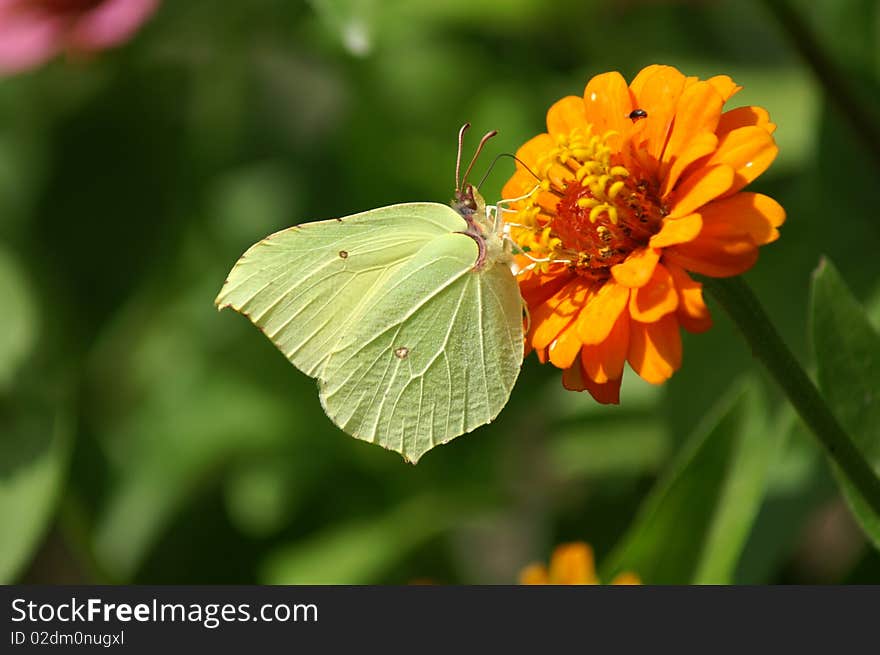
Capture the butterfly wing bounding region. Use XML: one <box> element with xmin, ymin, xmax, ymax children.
<box><xmin>215</xmin><ymin>203</ymin><xmax>466</xmax><ymax>379</ymax></box>
<box><xmin>318</xmin><ymin>232</ymin><xmax>524</xmax><ymax>463</ymax></box>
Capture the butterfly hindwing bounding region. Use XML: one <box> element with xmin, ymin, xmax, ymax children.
<box><xmin>318</xmin><ymin>232</ymin><xmax>523</xmax><ymax>462</ymax></box>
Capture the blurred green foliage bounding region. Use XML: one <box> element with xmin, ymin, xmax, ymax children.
<box><xmin>0</xmin><ymin>0</ymin><xmax>878</xmax><ymax>584</ymax></box>
<box><xmin>812</xmin><ymin>260</ymin><xmax>880</xmax><ymax>550</ymax></box>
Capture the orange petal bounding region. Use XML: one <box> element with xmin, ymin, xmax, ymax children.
<box><xmin>659</xmin><ymin>81</ymin><xmax>724</xmax><ymax>176</ymax></box>
<box><xmin>548</xmin><ymin>543</ymin><xmax>598</xmax><ymax>584</ymax></box>
<box><xmin>699</xmin><ymin>192</ymin><xmax>786</xmax><ymax>245</ymax></box>
<box><xmin>668</xmin><ymin>164</ymin><xmax>735</xmax><ymax>218</ymax></box>
<box><xmin>535</xmin><ymin>346</ymin><xmax>549</xmax><ymax>364</ymax></box>
<box><xmin>611</xmin><ymin>247</ymin><xmax>660</xmax><ymax>288</ymax></box>
<box><xmin>582</xmin><ymin>309</ymin><xmax>630</xmax><ymax>383</ymax></box>
<box><xmin>666</xmin><ymin>262</ymin><xmax>713</xmax><ymax>333</ymax></box>
<box><xmin>664</xmin><ymin>191</ymin><xmax>784</xmax><ymax>278</ymax></box>
<box><xmin>627</xmin><ymin>314</ymin><xmax>682</xmax><ymax>384</ymax></box>
<box><xmin>519</xmin><ymin>267</ymin><xmax>575</xmax><ymax>308</ymax></box>
<box><xmin>707</xmin><ymin>74</ymin><xmax>742</xmax><ymax>102</ymax></box>
<box><xmin>583</xmin><ymin>71</ymin><xmax>634</xmax><ymax>141</ymax></box>
<box><xmin>630</xmin><ymin>263</ymin><xmax>679</xmax><ymax>323</ymax></box>
<box><xmin>502</xmin><ymin>167</ymin><xmax>539</xmax><ymax>195</ymax></box>
<box><xmin>717</xmin><ymin>105</ymin><xmax>775</xmax><ymax>136</ymax></box>
<box><xmin>649</xmin><ymin>213</ymin><xmax>703</xmax><ymax>248</ymax></box>
<box><xmin>575</xmin><ymin>280</ymin><xmax>630</xmax><ymax>345</ymax></box>
<box><xmin>610</xmin><ymin>572</ymin><xmax>642</xmax><ymax>585</ymax></box>
<box><xmin>531</xmin><ymin>283</ymin><xmax>590</xmax><ymax>349</ymax></box>
<box><xmin>585</xmin><ymin>375</ymin><xmax>622</xmax><ymax>404</ymax></box>
<box><xmin>563</xmin><ymin>360</ymin><xmax>622</xmax><ymax>404</ymax></box>
<box><xmin>664</xmin><ymin>238</ymin><xmax>759</xmax><ymax>278</ymax></box>
<box><xmin>535</xmin><ymin>190</ymin><xmax>562</xmax><ymax>215</ymax></box>
<box><xmin>519</xmin><ymin>267</ymin><xmax>575</xmax><ymax>309</ymax></box>
<box><xmin>562</xmin><ymin>359</ymin><xmax>586</xmax><ymax>390</ymax></box>
<box><xmin>502</xmin><ymin>175</ymin><xmax>559</xmax><ymax>216</ymax></box>
<box><xmin>501</xmin><ymin>172</ymin><xmax>528</xmax><ymax>199</ymax></box>
<box><xmin>704</xmin><ymin>126</ymin><xmax>778</xmax><ymax>196</ymax></box>
<box><xmin>629</xmin><ymin>65</ymin><xmax>687</xmax><ymax>164</ymax></box>
<box><xmin>660</xmin><ymin>132</ymin><xmax>718</xmax><ymax>198</ymax></box>
<box><xmin>543</xmin><ymin>160</ymin><xmax>575</xmax><ymax>195</ymax></box>
<box><xmin>628</xmin><ymin>64</ymin><xmax>672</xmax><ymax>99</ymax></box>
<box><xmin>519</xmin><ymin>564</ymin><xmax>549</xmax><ymax>585</ymax></box>
<box><xmin>548</xmin><ymin>320</ymin><xmax>584</xmax><ymax>369</ymax></box>
<box><xmin>546</xmin><ymin>95</ymin><xmax>587</xmax><ymax>136</ymax></box>
<box><xmin>514</xmin><ymin>132</ymin><xmax>555</xmax><ymax>170</ymax></box>
<box><xmin>588</xmin><ymin>377</ymin><xmax>621</xmax><ymax>404</ymax></box>
<box><xmin>501</xmin><ymin>169</ymin><xmax>540</xmax><ymax>206</ymax></box>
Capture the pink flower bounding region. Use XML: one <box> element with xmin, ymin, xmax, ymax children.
<box><xmin>0</xmin><ymin>0</ymin><xmax>159</xmax><ymax>75</ymax></box>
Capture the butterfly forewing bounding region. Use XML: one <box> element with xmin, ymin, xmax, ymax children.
<box><xmin>215</xmin><ymin>203</ymin><xmax>466</xmax><ymax>379</ymax></box>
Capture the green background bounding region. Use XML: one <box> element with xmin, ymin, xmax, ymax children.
<box><xmin>1</xmin><ymin>0</ymin><xmax>878</xmax><ymax>584</ymax></box>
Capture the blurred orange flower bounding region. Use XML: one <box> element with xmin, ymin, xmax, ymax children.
<box><xmin>519</xmin><ymin>542</ymin><xmax>639</xmax><ymax>585</ymax></box>
<box><xmin>503</xmin><ymin>65</ymin><xmax>784</xmax><ymax>403</ymax></box>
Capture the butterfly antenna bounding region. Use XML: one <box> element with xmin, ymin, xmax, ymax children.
<box><xmin>455</xmin><ymin>123</ymin><xmax>471</xmax><ymax>192</ymax></box>
<box><xmin>477</xmin><ymin>153</ymin><xmax>541</xmax><ymax>189</ymax></box>
<box><xmin>461</xmin><ymin>130</ymin><xmax>498</xmax><ymax>190</ymax></box>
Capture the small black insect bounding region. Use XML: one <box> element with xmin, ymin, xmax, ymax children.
<box><xmin>628</xmin><ymin>108</ymin><xmax>648</xmax><ymax>122</ymax></box>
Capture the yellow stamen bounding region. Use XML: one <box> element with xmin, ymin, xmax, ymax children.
<box><xmin>506</xmin><ymin>122</ymin><xmax>665</xmax><ymax>279</ymax></box>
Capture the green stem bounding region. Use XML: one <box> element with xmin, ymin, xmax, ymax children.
<box><xmin>760</xmin><ymin>0</ymin><xmax>880</xmax><ymax>170</ymax></box>
<box><xmin>704</xmin><ymin>276</ymin><xmax>880</xmax><ymax>516</ymax></box>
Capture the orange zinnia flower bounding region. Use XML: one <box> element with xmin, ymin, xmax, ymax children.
<box><xmin>503</xmin><ymin>65</ymin><xmax>785</xmax><ymax>403</ymax></box>
<box><xmin>519</xmin><ymin>542</ymin><xmax>639</xmax><ymax>585</ymax></box>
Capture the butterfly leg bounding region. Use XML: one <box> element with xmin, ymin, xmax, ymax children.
<box><xmin>489</xmin><ymin>184</ymin><xmax>540</xmax><ymax>234</ymax></box>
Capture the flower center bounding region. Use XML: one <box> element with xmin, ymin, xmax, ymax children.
<box><xmin>511</xmin><ymin>126</ymin><xmax>667</xmax><ymax>279</ymax></box>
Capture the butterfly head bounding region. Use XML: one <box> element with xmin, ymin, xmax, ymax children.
<box><xmin>453</xmin><ymin>123</ymin><xmax>496</xmax><ymax>221</ymax></box>
<box><xmin>452</xmin><ymin>182</ymin><xmax>487</xmax><ymax>219</ymax></box>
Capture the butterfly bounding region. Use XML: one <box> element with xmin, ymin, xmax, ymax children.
<box><xmin>215</xmin><ymin>125</ymin><xmax>524</xmax><ymax>463</ymax></box>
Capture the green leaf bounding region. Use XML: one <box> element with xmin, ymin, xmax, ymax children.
<box><xmin>261</xmin><ymin>496</ymin><xmax>451</xmax><ymax>584</ymax></box>
<box><xmin>0</xmin><ymin>403</ymin><xmax>70</xmax><ymax>582</ymax></box>
<box><xmin>734</xmin><ymin>410</ymin><xmax>833</xmax><ymax>583</ymax></box>
<box><xmin>602</xmin><ymin>378</ymin><xmax>781</xmax><ymax>584</ymax></box>
<box><xmin>811</xmin><ymin>258</ymin><xmax>880</xmax><ymax>548</ymax></box>
<box><xmin>308</xmin><ymin>0</ymin><xmax>375</xmax><ymax>56</ymax></box>
<box><xmin>87</xmin><ymin>273</ymin><xmax>309</xmax><ymax>580</ymax></box>
<box><xmin>0</xmin><ymin>246</ymin><xmax>38</xmax><ymax>391</ymax></box>
<box><xmin>224</xmin><ymin>458</ymin><xmax>292</xmax><ymax>539</ymax></box>
<box><xmin>549</xmin><ymin>419</ymin><xmax>669</xmax><ymax>480</ymax></box>
<box><xmin>93</xmin><ymin>374</ymin><xmax>295</xmax><ymax>580</ymax></box>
